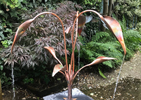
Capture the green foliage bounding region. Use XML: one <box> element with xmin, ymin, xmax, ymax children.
<box><xmin>83</xmin><ymin>0</ymin><xmax>102</xmax><ymax>5</ymax></box>
<box><xmin>136</xmin><ymin>22</ymin><xmax>141</xmax><ymax>32</ymax></box>
<box><xmin>0</xmin><ymin>0</ymin><xmax>75</xmax><ymax>89</ymax></box>
<box><xmin>0</xmin><ymin>60</ymin><xmax>3</xmax><ymax>71</ymax></box>
<box><xmin>0</xmin><ymin>59</ymin><xmax>11</xmax><ymax>88</ymax></box>
<box><xmin>113</xmin><ymin>0</ymin><xmax>141</xmax><ymax>18</ymax></box>
<box><xmin>80</xmin><ymin>33</ymin><xmax>122</xmax><ymax>68</ymax></box>
<box><xmin>1</xmin><ymin>1</ymin><xmax>82</xmax><ymax>68</ymax></box>
<box><xmin>0</xmin><ymin>23</ymin><xmax>5</xmax><ymax>40</ymax></box>
<box><xmin>98</xmin><ymin>67</ymin><xmax>106</xmax><ymax>78</ymax></box>
<box><xmin>80</xmin><ymin>16</ymin><xmax>141</xmax><ymax>71</ymax></box>
<box><xmin>0</xmin><ymin>0</ymin><xmax>25</xmax><ymax>8</ymax></box>
<box><xmin>119</xmin><ymin>17</ymin><xmax>141</xmax><ymax>59</ymax></box>
<box><xmin>15</xmin><ymin>65</ymin><xmax>52</xmax><ymax>85</ymax></box>
<box><xmin>0</xmin><ymin>1</ymin><xmax>82</xmax><ymax>89</ymax></box>
<box><xmin>113</xmin><ymin>0</ymin><xmax>141</xmax><ymax>28</ymax></box>
<box><xmin>76</xmin><ymin>1</ymin><xmax>103</xmax><ymax>41</ymax></box>
<box><xmin>1</xmin><ymin>40</ymin><xmax>12</xmax><ymax>48</ymax></box>
<box><xmin>0</xmin><ymin>0</ymin><xmax>27</xmax><ymax>45</ymax></box>
<box><xmin>0</xmin><ymin>0</ymin><xmax>62</xmax><ymax>42</ymax></box>
<box><xmin>0</xmin><ymin>72</ymin><xmax>11</xmax><ymax>88</ymax></box>
<box><xmin>23</xmin><ymin>78</ymin><xmax>34</xmax><ymax>84</ymax></box>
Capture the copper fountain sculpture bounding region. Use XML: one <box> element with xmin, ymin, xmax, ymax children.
<box><xmin>11</xmin><ymin>10</ymin><xmax>126</xmax><ymax>100</ymax></box>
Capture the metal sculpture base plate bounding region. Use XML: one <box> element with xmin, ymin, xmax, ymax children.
<box><xmin>43</xmin><ymin>88</ymin><xmax>93</xmax><ymax>100</ymax></box>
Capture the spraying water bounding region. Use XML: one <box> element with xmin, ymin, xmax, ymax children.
<box><xmin>77</xmin><ymin>47</ymin><xmax>80</xmax><ymax>87</ymax></box>
<box><xmin>112</xmin><ymin>55</ymin><xmax>125</xmax><ymax>100</ymax></box>
<box><xmin>11</xmin><ymin>64</ymin><xmax>15</xmax><ymax>100</ymax></box>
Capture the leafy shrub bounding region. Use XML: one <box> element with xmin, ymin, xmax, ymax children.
<box><xmin>113</xmin><ymin>0</ymin><xmax>141</xmax><ymax>18</ymax></box>
<box><xmin>80</xmin><ymin>31</ymin><xmax>123</xmax><ymax>68</ymax></box>
<box><xmin>0</xmin><ymin>1</ymin><xmax>83</xmax><ymax>88</ymax></box>
<box><xmin>136</xmin><ymin>22</ymin><xmax>141</xmax><ymax>32</ymax></box>
<box><xmin>119</xmin><ymin>16</ymin><xmax>141</xmax><ymax>57</ymax></box>
<box><xmin>79</xmin><ymin>16</ymin><xmax>141</xmax><ymax>70</ymax></box>
<box><xmin>0</xmin><ymin>1</ymin><xmax>82</xmax><ymax>86</ymax></box>
<box><xmin>15</xmin><ymin>65</ymin><xmax>51</xmax><ymax>85</ymax></box>
<box><xmin>1</xmin><ymin>1</ymin><xmax>82</xmax><ymax>68</ymax></box>
<box><xmin>0</xmin><ymin>59</ymin><xmax>11</xmax><ymax>88</ymax></box>
<box><xmin>113</xmin><ymin>0</ymin><xmax>141</xmax><ymax>28</ymax></box>
<box><xmin>1</xmin><ymin>40</ymin><xmax>12</xmax><ymax>48</ymax></box>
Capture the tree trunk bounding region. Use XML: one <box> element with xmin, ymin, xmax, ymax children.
<box><xmin>103</xmin><ymin>0</ymin><xmax>108</xmax><ymax>16</ymax></box>
<box><xmin>108</xmin><ymin>0</ymin><xmax>113</xmax><ymax>16</ymax></box>
<box><xmin>102</xmin><ymin>0</ymin><xmax>109</xmax><ymax>31</ymax></box>
<box><xmin>0</xmin><ymin>79</ymin><xmax>2</xmax><ymax>100</ymax></box>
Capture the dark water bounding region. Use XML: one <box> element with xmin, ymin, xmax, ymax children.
<box><xmin>83</xmin><ymin>77</ymin><xmax>141</xmax><ymax>100</ymax></box>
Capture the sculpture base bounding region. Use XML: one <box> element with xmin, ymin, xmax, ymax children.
<box><xmin>43</xmin><ymin>88</ymin><xmax>93</xmax><ymax>100</ymax></box>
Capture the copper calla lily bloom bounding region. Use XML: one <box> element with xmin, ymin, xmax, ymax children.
<box><xmin>11</xmin><ymin>19</ymin><xmax>34</xmax><ymax>53</ymax></box>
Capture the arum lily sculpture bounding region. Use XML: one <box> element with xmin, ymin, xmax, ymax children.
<box><xmin>11</xmin><ymin>10</ymin><xmax>126</xmax><ymax>100</ymax></box>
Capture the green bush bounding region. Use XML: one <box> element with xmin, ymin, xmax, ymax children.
<box><xmin>0</xmin><ymin>59</ymin><xmax>11</xmax><ymax>88</ymax></box>
<box><xmin>113</xmin><ymin>0</ymin><xmax>141</xmax><ymax>28</ymax></box>
<box><xmin>79</xmin><ymin>16</ymin><xmax>141</xmax><ymax>70</ymax></box>
<box><xmin>0</xmin><ymin>1</ymin><xmax>82</xmax><ymax>87</ymax></box>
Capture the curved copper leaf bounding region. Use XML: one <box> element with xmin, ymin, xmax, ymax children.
<box><xmin>73</xmin><ymin>15</ymin><xmax>92</xmax><ymax>36</ymax></box>
<box><xmin>65</xmin><ymin>26</ymin><xmax>72</xmax><ymax>34</ymax></box>
<box><xmin>85</xmin><ymin>15</ymin><xmax>93</xmax><ymax>24</ymax></box>
<box><xmin>65</xmin><ymin>15</ymin><xmax>92</xmax><ymax>35</ymax></box>
<box><xmin>44</xmin><ymin>46</ymin><xmax>63</xmax><ymax>65</ymax></box>
<box><xmin>84</xmin><ymin>56</ymin><xmax>116</xmax><ymax>67</ymax></box>
<box><xmin>11</xmin><ymin>19</ymin><xmax>34</xmax><ymax>53</ymax></box>
<box><xmin>52</xmin><ymin>64</ymin><xmax>64</xmax><ymax>77</ymax></box>
<box><xmin>78</xmin><ymin>15</ymin><xmax>93</xmax><ymax>36</ymax></box>
<box><xmin>102</xmin><ymin>16</ymin><xmax>126</xmax><ymax>55</ymax></box>
<box><xmin>73</xmin><ymin>56</ymin><xmax>116</xmax><ymax>80</ymax></box>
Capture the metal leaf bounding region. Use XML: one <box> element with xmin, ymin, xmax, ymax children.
<box><xmin>65</xmin><ymin>26</ymin><xmax>72</xmax><ymax>34</ymax></box>
<box><xmin>85</xmin><ymin>15</ymin><xmax>93</xmax><ymax>24</ymax></box>
<box><xmin>11</xmin><ymin>19</ymin><xmax>34</xmax><ymax>53</ymax></box>
<box><xmin>65</xmin><ymin>15</ymin><xmax>92</xmax><ymax>35</ymax></box>
<box><xmin>74</xmin><ymin>15</ymin><xmax>92</xmax><ymax>36</ymax></box>
<box><xmin>44</xmin><ymin>46</ymin><xmax>63</xmax><ymax>65</ymax></box>
<box><xmin>103</xmin><ymin>16</ymin><xmax>126</xmax><ymax>55</ymax></box>
<box><xmin>52</xmin><ymin>64</ymin><xmax>64</xmax><ymax>77</ymax></box>
<box><xmin>84</xmin><ymin>56</ymin><xmax>116</xmax><ymax>67</ymax></box>
<box><xmin>73</xmin><ymin>56</ymin><xmax>115</xmax><ymax>82</ymax></box>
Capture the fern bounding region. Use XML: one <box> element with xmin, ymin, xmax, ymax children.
<box><xmin>81</xmin><ymin>40</ymin><xmax>123</xmax><ymax>68</ymax></box>
<box><xmin>79</xmin><ymin>15</ymin><xmax>141</xmax><ymax>70</ymax></box>
<box><xmin>125</xmin><ymin>30</ymin><xmax>141</xmax><ymax>38</ymax></box>
<box><xmin>119</xmin><ymin>16</ymin><xmax>127</xmax><ymax>32</ymax></box>
<box><xmin>124</xmin><ymin>30</ymin><xmax>141</xmax><ymax>52</ymax></box>
<box><xmin>92</xmin><ymin>32</ymin><xmax>110</xmax><ymax>42</ymax></box>
<box><xmin>80</xmin><ymin>29</ymin><xmax>141</xmax><ymax>68</ymax></box>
